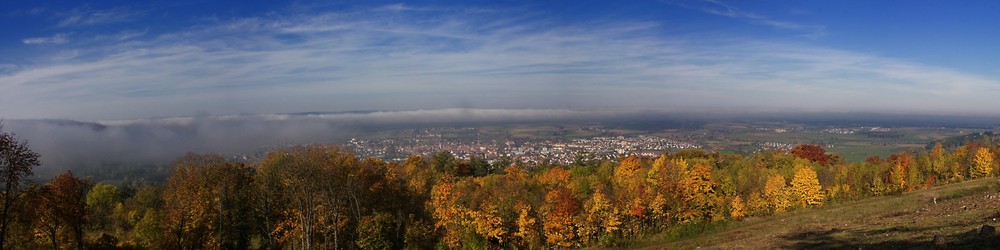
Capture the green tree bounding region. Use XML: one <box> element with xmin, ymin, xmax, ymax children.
<box><xmin>431</xmin><ymin>151</ymin><xmax>457</xmax><ymax>174</ymax></box>
<box><xmin>111</xmin><ymin>185</ymin><xmax>163</xmax><ymax>248</ymax></box>
<box><xmin>356</xmin><ymin>212</ymin><xmax>394</xmax><ymax>250</ymax></box>
<box><xmin>86</xmin><ymin>182</ymin><xmax>121</xmax><ymax>230</ymax></box>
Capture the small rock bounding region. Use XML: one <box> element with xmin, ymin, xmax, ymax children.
<box><xmin>933</xmin><ymin>235</ymin><xmax>947</xmax><ymax>246</ymax></box>
<box><xmin>980</xmin><ymin>225</ymin><xmax>996</xmax><ymax>238</ymax></box>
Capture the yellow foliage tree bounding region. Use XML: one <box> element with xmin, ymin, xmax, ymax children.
<box><xmin>930</xmin><ymin>142</ymin><xmax>946</xmax><ymax>174</ymax></box>
<box><xmin>538</xmin><ymin>166</ymin><xmax>571</xmax><ymax>187</ymax></box>
<box><xmin>870</xmin><ymin>174</ymin><xmax>889</xmax><ymax>196</ymax></box>
<box><xmin>971</xmin><ymin>148</ymin><xmax>994</xmax><ymax>179</ymax></box>
<box><xmin>615</xmin><ymin>155</ymin><xmax>642</xmax><ymax>184</ymax></box>
<box><xmin>675</xmin><ymin>163</ymin><xmax>717</xmax><ymax>224</ymax></box>
<box><xmin>729</xmin><ymin>196</ymin><xmax>746</xmax><ymax>220</ymax></box>
<box><xmin>580</xmin><ymin>190</ymin><xmax>621</xmax><ymax>243</ymax></box>
<box><xmin>428</xmin><ymin>175</ymin><xmax>466</xmax><ymax>249</ymax></box>
<box><xmin>470</xmin><ymin>204</ymin><xmax>506</xmax><ymax>244</ymax></box>
<box><xmin>949</xmin><ymin>162</ymin><xmax>966</xmax><ymax>183</ymax></box>
<box><xmin>745</xmin><ymin>192</ymin><xmax>768</xmax><ymax>216</ymax></box>
<box><xmin>789</xmin><ymin>167</ymin><xmax>824</xmax><ymax>207</ymax></box>
<box><xmin>648</xmin><ymin>193</ymin><xmax>669</xmax><ymax>223</ymax></box>
<box><xmin>513</xmin><ymin>203</ymin><xmax>540</xmax><ymax>249</ymax></box>
<box><xmin>763</xmin><ymin>174</ymin><xmax>790</xmax><ymax>213</ymax></box>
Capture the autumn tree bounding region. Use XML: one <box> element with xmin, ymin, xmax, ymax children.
<box><xmin>646</xmin><ymin>156</ymin><xmax>687</xmax><ymax>228</ymax></box>
<box><xmin>886</xmin><ymin>153</ymin><xmax>916</xmax><ymax>193</ymax></box>
<box><xmin>541</xmin><ymin>187</ymin><xmax>579</xmax><ymax>247</ymax></box>
<box><xmin>34</xmin><ymin>171</ymin><xmax>91</xmax><ymax>250</ymax></box>
<box><xmin>33</xmin><ymin>185</ymin><xmax>62</xmax><ymax>249</ymax></box>
<box><xmin>789</xmin><ymin>167</ymin><xmax>824</xmax><ymax>207</ymax></box>
<box><xmin>250</xmin><ymin>152</ymin><xmax>290</xmax><ymax>249</ymax></box>
<box><xmin>429</xmin><ymin>175</ymin><xmax>464</xmax><ymax>248</ymax></box>
<box><xmin>612</xmin><ymin>155</ymin><xmax>649</xmax><ymax>236</ymax></box>
<box><xmin>763</xmin><ymin>174</ymin><xmax>790</xmax><ymax>213</ymax></box>
<box><xmin>729</xmin><ymin>196</ymin><xmax>746</xmax><ymax>220</ymax></box>
<box><xmin>930</xmin><ymin>142</ymin><xmax>947</xmax><ymax>175</ymax></box>
<box><xmin>162</xmin><ymin>153</ymin><xmax>254</xmax><ymax>249</ymax></box>
<box><xmin>745</xmin><ymin>192</ymin><xmax>767</xmax><ymax>216</ymax></box>
<box><xmin>513</xmin><ymin>203</ymin><xmax>541</xmax><ymax>249</ymax></box>
<box><xmin>614</xmin><ymin>155</ymin><xmax>642</xmax><ymax>185</ymax></box>
<box><xmin>675</xmin><ymin>163</ymin><xmax>718</xmax><ymax>223</ymax></box>
<box><xmin>580</xmin><ymin>190</ymin><xmax>622</xmax><ymax>244</ymax></box>
<box><xmin>0</xmin><ymin>126</ymin><xmax>41</xmax><ymax>249</ymax></box>
<box><xmin>257</xmin><ymin>146</ymin><xmax>364</xmax><ymax>249</ymax></box>
<box><xmin>971</xmin><ymin>147</ymin><xmax>994</xmax><ymax>179</ymax></box>
<box><xmin>791</xmin><ymin>144</ymin><xmax>831</xmax><ymax>165</ymax></box>
<box><xmin>398</xmin><ymin>156</ymin><xmax>434</xmax><ymax>200</ymax></box>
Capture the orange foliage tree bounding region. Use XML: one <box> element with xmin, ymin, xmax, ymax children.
<box><xmin>542</xmin><ymin>187</ymin><xmax>579</xmax><ymax>247</ymax></box>
<box><xmin>34</xmin><ymin>171</ymin><xmax>90</xmax><ymax>250</ymax></box>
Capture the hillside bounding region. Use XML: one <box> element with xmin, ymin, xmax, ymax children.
<box><xmin>638</xmin><ymin>178</ymin><xmax>1000</xmax><ymax>249</ymax></box>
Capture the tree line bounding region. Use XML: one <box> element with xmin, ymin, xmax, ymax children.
<box><xmin>1</xmin><ymin>126</ymin><xmax>998</xmax><ymax>249</ymax></box>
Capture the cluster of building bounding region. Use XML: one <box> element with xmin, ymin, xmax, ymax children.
<box><xmin>752</xmin><ymin>141</ymin><xmax>797</xmax><ymax>151</ymax></box>
<box><xmin>821</xmin><ymin>128</ymin><xmax>857</xmax><ymax>134</ymax></box>
<box><xmin>344</xmin><ymin>131</ymin><xmax>698</xmax><ymax>164</ymax></box>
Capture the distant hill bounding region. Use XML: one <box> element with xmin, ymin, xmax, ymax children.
<box><xmin>926</xmin><ymin>131</ymin><xmax>996</xmax><ymax>150</ymax></box>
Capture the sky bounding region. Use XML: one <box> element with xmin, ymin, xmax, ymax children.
<box><xmin>2</xmin><ymin>0</ymin><xmax>1000</xmax><ymax>121</ymax></box>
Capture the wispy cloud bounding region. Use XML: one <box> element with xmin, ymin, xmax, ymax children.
<box><xmin>669</xmin><ymin>0</ymin><xmax>826</xmax><ymax>38</ymax></box>
<box><xmin>22</xmin><ymin>33</ymin><xmax>69</xmax><ymax>45</ymax></box>
<box><xmin>375</xmin><ymin>3</ymin><xmax>411</xmax><ymax>12</ymax></box>
<box><xmin>56</xmin><ymin>6</ymin><xmax>140</xmax><ymax>27</ymax></box>
<box><xmin>1</xmin><ymin>4</ymin><xmax>998</xmax><ymax>120</ymax></box>
<box><xmin>94</xmin><ymin>29</ymin><xmax>148</xmax><ymax>41</ymax></box>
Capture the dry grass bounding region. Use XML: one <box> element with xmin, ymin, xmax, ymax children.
<box><xmin>633</xmin><ymin>178</ymin><xmax>1000</xmax><ymax>249</ymax></box>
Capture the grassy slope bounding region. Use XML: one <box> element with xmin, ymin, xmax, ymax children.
<box><xmin>635</xmin><ymin>178</ymin><xmax>1000</xmax><ymax>249</ymax></box>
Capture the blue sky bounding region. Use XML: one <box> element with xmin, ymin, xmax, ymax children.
<box><xmin>2</xmin><ymin>0</ymin><xmax>1000</xmax><ymax>120</ymax></box>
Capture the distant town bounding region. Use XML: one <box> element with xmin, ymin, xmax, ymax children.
<box><xmin>334</xmin><ymin>123</ymin><xmax>970</xmax><ymax>164</ymax></box>
<box><xmin>344</xmin><ymin>127</ymin><xmax>698</xmax><ymax>164</ymax></box>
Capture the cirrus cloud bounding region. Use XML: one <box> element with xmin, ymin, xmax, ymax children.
<box><xmin>1</xmin><ymin>3</ymin><xmax>999</xmax><ymax>120</ymax></box>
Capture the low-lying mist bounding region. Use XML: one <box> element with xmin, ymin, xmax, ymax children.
<box><xmin>3</xmin><ymin>109</ymin><xmax>629</xmax><ymax>174</ymax></box>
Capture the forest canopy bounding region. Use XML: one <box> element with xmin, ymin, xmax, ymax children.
<box><xmin>2</xmin><ymin>126</ymin><xmax>999</xmax><ymax>249</ymax></box>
